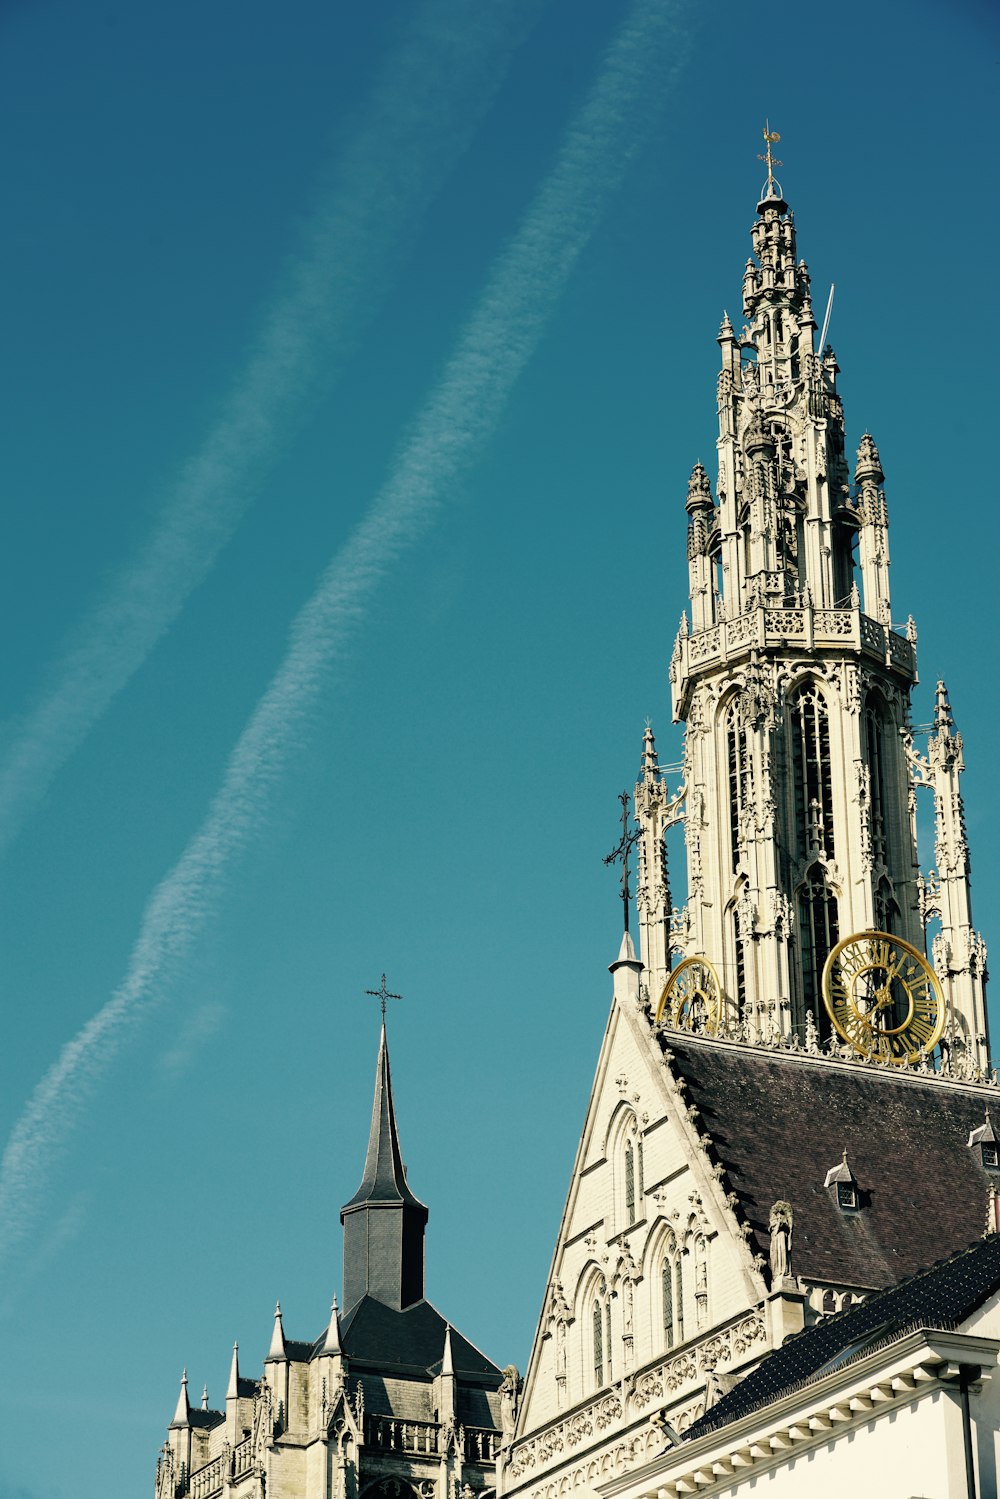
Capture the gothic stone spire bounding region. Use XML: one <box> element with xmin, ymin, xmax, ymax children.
<box><xmin>340</xmin><ymin>1021</ymin><xmax>429</xmax><ymax>1315</ymax></box>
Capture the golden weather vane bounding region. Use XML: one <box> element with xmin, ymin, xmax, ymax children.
<box><xmin>758</xmin><ymin>121</ymin><xmax>782</xmax><ymax>193</ymax></box>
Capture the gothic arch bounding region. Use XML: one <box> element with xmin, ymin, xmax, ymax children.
<box><xmin>718</xmin><ymin>691</ymin><xmax>753</xmax><ymax>877</ymax></box>
<box><xmin>362</xmin><ymin>1481</ymin><xmax>420</xmax><ymax>1499</ymax></box>
<box><xmin>604</xmin><ymin>1102</ymin><xmax>643</xmax><ymax>1233</ymax></box>
<box><xmin>786</xmin><ymin>678</ymin><xmax>836</xmax><ymax>866</ymax></box>
<box><xmin>574</xmin><ymin>1262</ymin><xmax>611</xmax><ymax>1396</ymax></box>
<box><xmin>794</xmin><ymin>861</ymin><xmax>840</xmax><ymax>1040</ymax></box>
<box><xmin>643</xmin><ymin>1217</ymin><xmax>683</xmax><ymax>1352</ymax></box>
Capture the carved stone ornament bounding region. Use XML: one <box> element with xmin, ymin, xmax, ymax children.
<box><xmin>768</xmin><ymin>1200</ymin><xmax>793</xmax><ymax>1281</ymax></box>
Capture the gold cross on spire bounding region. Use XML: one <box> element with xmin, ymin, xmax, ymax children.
<box><xmin>758</xmin><ymin>121</ymin><xmax>782</xmax><ymax>193</ymax></box>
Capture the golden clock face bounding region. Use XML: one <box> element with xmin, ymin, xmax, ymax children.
<box><xmin>656</xmin><ymin>957</ymin><xmax>723</xmax><ymax>1036</ymax></box>
<box><xmin>822</xmin><ymin>930</ymin><xmax>945</xmax><ymax>1065</ymax></box>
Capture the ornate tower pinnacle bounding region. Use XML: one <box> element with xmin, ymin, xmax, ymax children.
<box><xmin>638</xmin><ymin>147</ymin><xmax>989</xmax><ymax>1066</ymax></box>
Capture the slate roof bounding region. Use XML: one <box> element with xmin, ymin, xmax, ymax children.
<box><xmin>664</xmin><ymin>1034</ymin><xmax>996</xmax><ymax>1288</ymax></box>
<box><xmin>687</xmin><ymin>1231</ymin><xmax>1000</xmax><ymax>1439</ymax></box>
<box><xmin>325</xmin><ymin>1294</ymin><xmax>501</xmax><ymax>1382</ymax></box>
<box><xmin>189</xmin><ymin>1408</ymin><xmax>225</xmax><ymax>1430</ymax></box>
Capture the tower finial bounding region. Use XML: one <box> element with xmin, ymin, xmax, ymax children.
<box><xmin>603</xmin><ymin>791</ymin><xmax>641</xmax><ymax>935</ymax></box>
<box><xmin>267</xmin><ymin>1300</ymin><xmax>287</xmax><ymax>1361</ymax></box>
<box><xmin>758</xmin><ymin>121</ymin><xmax>783</xmax><ymax>200</ymax></box>
<box><xmin>323</xmin><ymin>1293</ymin><xmax>342</xmax><ymax>1355</ymax></box>
<box><xmin>364</xmin><ymin>973</ymin><xmax>402</xmax><ymax>1022</ymax></box>
<box><xmin>226</xmin><ymin>1343</ymin><xmax>239</xmax><ymax>1401</ymax></box>
<box><xmin>170</xmin><ymin>1368</ymin><xmax>191</xmax><ymax>1429</ymax></box>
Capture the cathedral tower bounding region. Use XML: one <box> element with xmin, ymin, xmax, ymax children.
<box><xmin>635</xmin><ymin>154</ymin><xmax>990</xmax><ymax>1069</ymax></box>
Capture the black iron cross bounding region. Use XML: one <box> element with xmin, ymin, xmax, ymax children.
<box><xmin>603</xmin><ymin>791</ymin><xmax>641</xmax><ymax>933</ymax></box>
<box><xmin>364</xmin><ymin>973</ymin><xmax>402</xmax><ymax>1020</ymax></box>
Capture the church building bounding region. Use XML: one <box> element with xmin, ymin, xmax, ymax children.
<box><xmin>157</xmin><ymin>139</ymin><xmax>1000</xmax><ymax>1499</ymax></box>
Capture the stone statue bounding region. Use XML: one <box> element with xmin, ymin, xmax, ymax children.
<box><xmin>499</xmin><ymin>1365</ymin><xmax>522</xmax><ymax>1443</ymax></box>
<box><xmin>768</xmin><ymin>1200</ymin><xmax>793</xmax><ymax>1282</ymax></box>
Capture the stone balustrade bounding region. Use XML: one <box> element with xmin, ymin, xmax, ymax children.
<box><xmin>189</xmin><ymin>1452</ymin><xmax>227</xmax><ymax>1499</ymax></box>
<box><xmin>675</xmin><ymin>605</ymin><xmax>915</xmax><ymax>684</ymax></box>
<box><xmin>364</xmin><ymin>1414</ymin><xmax>441</xmax><ymax>1455</ymax></box>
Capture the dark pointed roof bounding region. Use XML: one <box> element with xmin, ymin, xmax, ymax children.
<box><xmin>341</xmin><ymin>1023</ymin><xmax>428</xmax><ymax>1215</ymax></box>
<box><xmin>663</xmin><ymin>1033</ymin><xmax>996</xmax><ymax>1289</ymax></box>
<box><xmin>331</xmin><ymin>1295</ymin><xmax>500</xmax><ymax>1379</ymax></box>
<box><xmin>687</xmin><ymin>1232</ymin><xmax>1000</xmax><ymax>1440</ymax></box>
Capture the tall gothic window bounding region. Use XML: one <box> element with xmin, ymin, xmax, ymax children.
<box><xmin>592</xmin><ymin>1299</ymin><xmax>604</xmax><ymax>1387</ymax></box>
<box><xmin>731</xmin><ymin>898</ymin><xmax>748</xmax><ymax>1016</ymax></box>
<box><xmin>726</xmin><ymin>701</ymin><xmax>752</xmax><ymax>872</ymax></box>
<box><xmin>624</xmin><ymin>1141</ymin><xmax>635</xmax><ymax>1224</ymax></box>
<box><xmin>662</xmin><ymin>1257</ymin><xmax>674</xmax><ymax>1349</ymax></box>
<box><xmin>864</xmin><ymin>694</ymin><xmax>889</xmax><ymax>867</ymax></box>
<box><xmin>661</xmin><ymin>1248</ymin><xmax>684</xmax><ymax>1349</ymax></box>
<box><xmin>874</xmin><ymin>876</ymin><xmax>899</xmax><ymax>934</ymax></box>
<box><xmin>790</xmin><ymin>685</ymin><xmax>835</xmax><ymax>860</ymax></box>
<box><xmin>798</xmin><ymin>866</ymin><xmax>839</xmax><ymax>1038</ymax></box>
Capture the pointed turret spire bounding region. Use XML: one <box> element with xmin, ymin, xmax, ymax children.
<box><xmin>201</xmin><ymin>1384</ymin><xmax>209</xmax><ymax>1411</ymax></box>
<box><xmin>267</xmin><ymin>1301</ymin><xmax>287</xmax><ymax>1361</ymax></box>
<box><xmin>226</xmin><ymin>1343</ymin><xmax>239</xmax><ymax>1401</ymax></box>
<box><xmin>641</xmin><ymin>723</ymin><xmax>658</xmax><ymax>780</ymax></box>
<box><xmin>322</xmin><ymin>1293</ymin><xmax>342</xmax><ymax>1355</ymax></box>
<box><xmin>170</xmin><ymin>1368</ymin><xmax>190</xmax><ymax>1429</ymax></box>
<box><xmin>341</xmin><ymin>1021</ymin><xmax>429</xmax><ymax>1314</ymax></box>
<box><xmin>442</xmin><ymin>1323</ymin><xmax>455</xmax><ymax>1378</ymax></box>
<box><xmin>934</xmin><ymin>680</ymin><xmax>955</xmax><ymax>735</ymax></box>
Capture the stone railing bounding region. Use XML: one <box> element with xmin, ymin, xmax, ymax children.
<box><xmin>183</xmin><ymin>1435</ymin><xmax>253</xmax><ymax>1499</ymax></box>
<box><xmin>189</xmin><ymin>1454</ymin><xmax>226</xmax><ymax>1499</ymax></box>
<box><xmin>364</xmin><ymin>1414</ymin><xmax>499</xmax><ymax>1463</ymax></box>
<box><xmin>365</xmin><ymin>1414</ymin><xmax>441</xmax><ymax>1455</ymax></box>
<box><xmin>504</xmin><ymin>1309</ymin><xmax>767</xmax><ymax>1483</ymax></box>
<box><xmin>231</xmin><ymin>1436</ymin><xmax>254</xmax><ymax>1479</ymax></box>
<box><xmin>465</xmin><ymin>1427</ymin><xmax>502</xmax><ymax>1462</ymax></box>
<box><xmin>675</xmin><ymin>604</ymin><xmax>916</xmax><ymax>683</ymax></box>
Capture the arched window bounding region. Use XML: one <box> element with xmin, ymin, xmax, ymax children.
<box><xmin>798</xmin><ymin>866</ymin><xmax>839</xmax><ymax>1039</ymax></box>
<box><xmin>661</xmin><ymin>1243</ymin><xmax>684</xmax><ymax>1349</ymax></box>
<box><xmin>662</xmin><ymin>1258</ymin><xmax>674</xmax><ymax>1349</ymax></box>
<box><xmin>864</xmin><ymin>694</ymin><xmax>890</xmax><ymax>867</ymax></box>
<box><xmin>874</xmin><ymin>876</ymin><xmax>899</xmax><ymax>935</ymax></box>
<box><xmin>789</xmin><ymin>685</ymin><xmax>835</xmax><ymax>860</ymax></box>
<box><xmin>726</xmin><ymin>700</ymin><xmax>752</xmax><ymax>872</ymax></box>
<box><xmin>730</xmin><ymin>897</ymin><xmax>748</xmax><ymax>1016</ymax></box>
<box><xmin>592</xmin><ymin>1299</ymin><xmax>603</xmax><ymax>1386</ymax></box>
<box><xmin>613</xmin><ymin>1112</ymin><xmax>643</xmax><ymax>1230</ymax></box>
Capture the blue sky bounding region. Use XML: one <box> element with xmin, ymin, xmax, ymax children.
<box><xmin>1</xmin><ymin>1</ymin><xmax>998</xmax><ymax>1494</ymax></box>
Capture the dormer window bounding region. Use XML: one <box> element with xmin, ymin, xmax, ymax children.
<box><xmin>825</xmin><ymin>1149</ymin><xmax>860</xmax><ymax>1212</ymax></box>
<box><xmin>968</xmin><ymin>1112</ymin><xmax>999</xmax><ymax>1171</ymax></box>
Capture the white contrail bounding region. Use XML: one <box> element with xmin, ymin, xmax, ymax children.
<box><xmin>0</xmin><ymin>0</ymin><xmax>542</xmax><ymax>857</ymax></box>
<box><xmin>0</xmin><ymin>0</ymin><xmax>692</xmax><ymax>1275</ymax></box>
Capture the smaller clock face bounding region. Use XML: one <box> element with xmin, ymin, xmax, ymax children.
<box><xmin>822</xmin><ymin>930</ymin><xmax>945</xmax><ymax>1065</ymax></box>
<box><xmin>656</xmin><ymin>957</ymin><xmax>723</xmax><ymax>1036</ymax></box>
